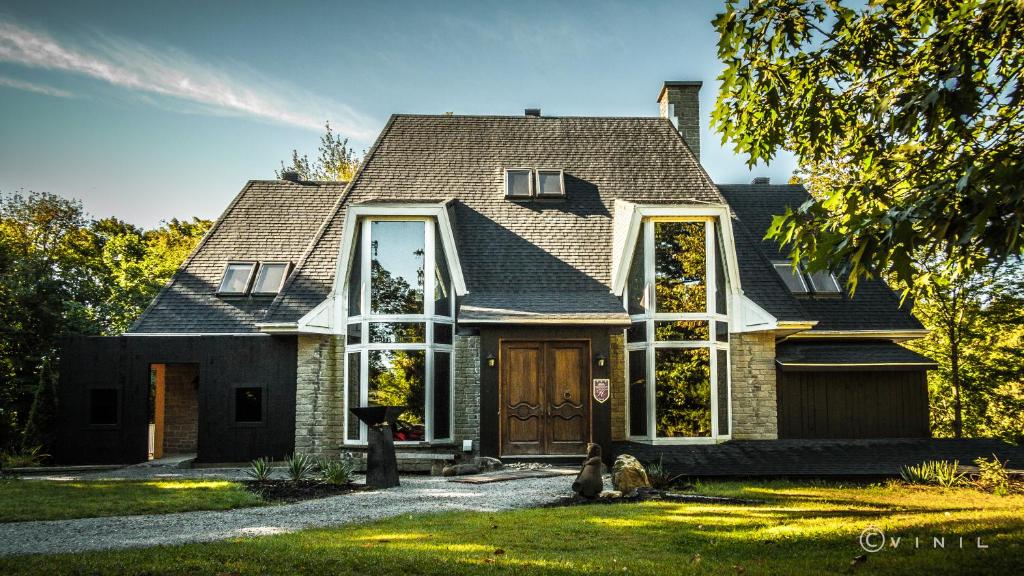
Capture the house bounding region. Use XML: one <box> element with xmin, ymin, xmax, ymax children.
<box><xmin>55</xmin><ymin>81</ymin><xmax>936</xmax><ymax>467</ymax></box>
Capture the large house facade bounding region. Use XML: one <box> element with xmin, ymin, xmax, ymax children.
<box><xmin>56</xmin><ymin>81</ymin><xmax>934</xmax><ymax>466</ymax></box>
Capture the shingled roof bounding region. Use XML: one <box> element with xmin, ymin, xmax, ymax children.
<box><xmin>131</xmin><ymin>180</ymin><xmax>345</xmax><ymax>333</ymax></box>
<box><xmin>718</xmin><ymin>184</ymin><xmax>923</xmax><ymax>332</ymax></box>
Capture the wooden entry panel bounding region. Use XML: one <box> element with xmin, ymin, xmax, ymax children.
<box><xmin>500</xmin><ymin>341</ymin><xmax>590</xmax><ymax>456</ymax></box>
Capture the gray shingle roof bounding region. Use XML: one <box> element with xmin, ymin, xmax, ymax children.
<box><xmin>776</xmin><ymin>341</ymin><xmax>936</xmax><ymax>368</ymax></box>
<box><xmin>265</xmin><ymin>114</ymin><xmax>725</xmax><ymax>323</ymax></box>
<box><xmin>131</xmin><ymin>180</ymin><xmax>345</xmax><ymax>333</ymax></box>
<box><xmin>718</xmin><ymin>184</ymin><xmax>924</xmax><ymax>332</ymax></box>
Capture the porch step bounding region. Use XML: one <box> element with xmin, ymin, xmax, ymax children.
<box><xmin>502</xmin><ymin>455</ymin><xmax>586</xmax><ymax>466</ymax></box>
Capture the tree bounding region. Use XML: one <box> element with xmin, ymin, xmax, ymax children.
<box><xmin>21</xmin><ymin>356</ymin><xmax>57</xmax><ymax>455</ymax></box>
<box><xmin>713</xmin><ymin>0</ymin><xmax>1024</xmax><ymax>292</ymax></box>
<box><xmin>277</xmin><ymin>122</ymin><xmax>362</xmax><ymax>181</ymax></box>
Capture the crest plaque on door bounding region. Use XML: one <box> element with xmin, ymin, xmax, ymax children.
<box><xmin>592</xmin><ymin>378</ymin><xmax>610</xmax><ymax>403</ymax></box>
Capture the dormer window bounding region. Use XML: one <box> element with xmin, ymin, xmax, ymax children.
<box><xmin>772</xmin><ymin>261</ymin><xmax>841</xmax><ymax>295</ymax></box>
<box><xmin>537</xmin><ymin>169</ymin><xmax>565</xmax><ymax>197</ymax></box>
<box><xmin>252</xmin><ymin>262</ymin><xmax>290</xmax><ymax>295</ymax></box>
<box><xmin>505</xmin><ymin>169</ymin><xmax>533</xmax><ymax>198</ymax></box>
<box><xmin>218</xmin><ymin>262</ymin><xmax>256</xmax><ymax>295</ymax></box>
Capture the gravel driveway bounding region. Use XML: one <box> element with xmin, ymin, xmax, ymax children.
<box><xmin>0</xmin><ymin>475</ymin><xmax>572</xmax><ymax>557</ymax></box>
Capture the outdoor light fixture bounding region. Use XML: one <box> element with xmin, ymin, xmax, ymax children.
<box><xmin>595</xmin><ymin>353</ymin><xmax>606</xmax><ymax>368</ymax></box>
<box><xmin>486</xmin><ymin>354</ymin><xmax>497</xmax><ymax>368</ymax></box>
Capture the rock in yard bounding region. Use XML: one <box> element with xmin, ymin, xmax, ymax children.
<box><xmin>612</xmin><ymin>454</ymin><xmax>651</xmax><ymax>495</ymax></box>
<box><xmin>442</xmin><ymin>463</ymin><xmax>481</xmax><ymax>476</ymax></box>
<box><xmin>598</xmin><ymin>490</ymin><xmax>623</xmax><ymax>499</ymax></box>
<box><xmin>473</xmin><ymin>456</ymin><xmax>503</xmax><ymax>472</ymax></box>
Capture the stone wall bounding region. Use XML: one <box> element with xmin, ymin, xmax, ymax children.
<box><xmin>163</xmin><ymin>364</ymin><xmax>198</xmax><ymax>454</ymax></box>
<box><xmin>452</xmin><ymin>334</ymin><xmax>481</xmax><ymax>451</ymax></box>
<box><xmin>609</xmin><ymin>333</ymin><xmax>626</xmax><ymax>440</ymax></box>
<box><xmin>729</xmin><ymin>331</ymin><xmax>778</xmax><ymax>440</ymax></box>
<box><xmin>294</xmin><ymin>335</ymin><xmax>344</xmax><ymax>458</ymax></box>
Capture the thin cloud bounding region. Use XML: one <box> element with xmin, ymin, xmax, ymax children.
<box><xmin>0</xmin><ymin>75</ymin><xmax>75</xmax><ymax>98</ymax></box>
<box><xmin>0</xmin><ymin>19</ymin><xmax>376</xmax><ymax>137</ymax></box>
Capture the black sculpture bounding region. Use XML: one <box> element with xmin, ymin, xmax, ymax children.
<box><xmin>572</xmin><ymin>442</ymin><xmax>604</xmax><ymax>499</ymax></box>
<box><xmin>349</xmin><ymin>406</ymin><xmax>404</xmax><ymax>489</ymax></box>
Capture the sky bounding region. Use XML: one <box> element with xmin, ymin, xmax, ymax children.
<box><xmin>0</xmin><ymin>0</ymin><xmax>797</xmax><ymax>229</ymax></box>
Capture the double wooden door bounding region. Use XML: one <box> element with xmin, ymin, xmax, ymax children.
<box><xmin>500</xmin><ymin>340</ymin><xmax>590</xmax><ymax>456</ymax></box>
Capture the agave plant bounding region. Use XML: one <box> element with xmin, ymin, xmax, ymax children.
<box><xmin>900</xmin><ymin>460</ymin><xmax>966</xmax><ymax>488</ymax></box>
<box><xmin>317</xmin><ymin>454</ymin><xmax>357</xmax><ymax>486</ymax></box>
<box><xmin>246</xmin><ymin>457</ymin><xmax>274</xmax><ymax>482</ymax></box>
<box><xmin>286</xmin><ymin>453</ymin><xmax>315</xmax><ymax>482</ymax></box>
<box><xmin>645</xmin><ymin>455</ymin><xmax>682</xmax><ymax>490</ymax></box>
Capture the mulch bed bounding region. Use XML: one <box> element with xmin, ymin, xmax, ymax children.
<box><xmin>244</xmin><ymin>480</ymin><xmax>372</xmax><ymax>503</ymax></box>
<box><xmin>545</xmin><ymin>488</ymin><xmax>759</xmax><ymax>508</ymax></box>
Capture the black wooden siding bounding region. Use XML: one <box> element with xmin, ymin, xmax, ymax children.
<box><xmin>56</xmin><ymin>335</ymin><xmax>297</xmax><ymax>465</ymax></box>
<box><xmin>776</xmin><ymin>369</ymin><xmax>930</xmax><ymax>439</ymax></box>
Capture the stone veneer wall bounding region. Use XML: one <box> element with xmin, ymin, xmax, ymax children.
<box><xmin>295</xmin><ymin>335</ymin><xmax>344</xmax><ymax>458</ymax></box>
<box><xmin>658</xmin><ymin>83</ymin><xmax>701</xmax><ymax>160</ymax></box>
<box><xmin>729</xmin><ymin>331</ymin><xmax>778</xmax><ymax>440</ymax></box>
<box><xmin>452</xmin><ymin>335</ymin><xmax>481</xmax><ymax>451</ymax></box>
<box><xmin>609</xmin><ymin>333</ymin><xmax>627</xmax><ymax>440</ymax></box>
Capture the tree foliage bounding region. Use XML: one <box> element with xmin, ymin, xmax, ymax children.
<box><xmin>276</xmin><ymin>122</ymin><xmax>362</xmax><ymax>181</ymax></box>
<box><xmin>713</xmin><ymin>0</ymin><xmax>1024</xmax><ymax>292</ymax></box>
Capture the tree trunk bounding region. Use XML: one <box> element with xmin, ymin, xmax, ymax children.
<box><xmin>950</xmin><ymin>325</ymin><xmax>963</xmax><ymax>439</ymax></box>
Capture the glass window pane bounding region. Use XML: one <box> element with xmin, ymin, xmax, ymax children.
<box><xmin>346</xmin><ymin>353</ymin><xmax>361</xmax><ymax>441</ymax></box>
<box><xmin>655</xmin><ymin>348</ymin><xmax>711</xmax><ymax>438</ymax></box>
<box><xmin>434</xmin><ymin>227</ymin><xmax>452</xmax><ymax>316</ymax></box>
<box><xmin>628</xmin><ymin>350</ymin><xmax>648</xmax><ymax>436</ymax></box>
<box><xmin>433</xmin><ymin>352</ymin><xmax>451</xmax><ymax>440</ymax></box>
<box><xmin>807</xmin><ymin>270</ymin><xmax>841</xmax><ymax>293</ymax></box>
<box><xmin>369</xmin><ymin>350</ymin><xmax>426</xmax><ymax>441</ymax></box>
<box><xmin>772</xmin><ymin>262</ymin><xmax>808</xmax><ymax>293</ymax></box>
<box><xmin>717</xmin><ymin>349</ymin><xmax>729</xmax><ymax>436</ymax></box>
<box><xmin>253</xmin><ymin>263</ymin><xmax>287</xmax><ymax>294</ymax></box>
<box><xmin>654</xmin><ymin>221</ymin><xmax>707</xmax><ymax>313</ymax></box>
<box><xmin>506</xmin><ymin>169</ymin><xmax>532</xmax><ymax>197</ymax></box>
<box><xmin>346</xmin><ymin>323</ymin><xmax>362</xmax><ymax>345</ymax></box>
<box><xmin>714</xmin><ymin>226</ymin><xmax>727</xmax><ymax>315</ymax></box>
<box><xmin>434</xmin><ymin>323</ymin><xmax>453</xmax><ymax>345</ymax></box>
<box><xmin>234</xmin><ymin>387</ymin><xmax>263</xmax><ymax>423</ymax></box>
<box><xmin>347</xmin><ymin>222</ymin><xmax>362</xmax><ymax>315</ymax></box>
<box><xmin>716</xmin><ymin>321</ymin><xmax>729</xmax><ymax>343</ymax></box>
<box><xmin>626</xmin><ymin>234</ymin><xmax>646</xmax><ymax>315</ymax></box>
<box><xmin>537</xmin><ymin>170</ymin><xmax>563</xmax><ymax>195</ymax></box>
<box><xmin>369</xmin><ymin>322</ymin><xmax>426</xmax><ymax>344</ymax></box>
<box><xmin>627</xmin><ymin>322</ymin><xmax>647</xmax><ymax>343</ymax></box>
<box><xmin>89</xmin><ymin>389</ymin><xmax>119</xmax><ymax>425</ymax></box>
<box><xmin>370</xmin><ymin>221</ymin><xmax>425</xmax><ymax>314</ymax></box>
<box><xmin>655</xmin><ymin>320</ymin><xmax>709</xmax><ymax>341</ymax></box>
<box><xmin>219</xmin><ymin>263</ymin><xmax>254</xmax><ymax>294</ymax></box>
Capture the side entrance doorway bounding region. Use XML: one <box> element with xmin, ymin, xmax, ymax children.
<box><xmin>499</xmin><ymin>340</ymin><xmax>591</xmax><ymax>456</ymax></box>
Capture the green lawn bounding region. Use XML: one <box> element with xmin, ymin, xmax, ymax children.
<box><xmin>2</xmin><ymin>480</ymin><xmax>1022</xmax><ymax>575</ymax></box>
<box><xmin>0</xmin><ymin>478</ymin><xmax>263</xmax><ymax>522</ymax></box>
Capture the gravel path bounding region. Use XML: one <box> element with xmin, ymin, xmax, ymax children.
<box><xmin>0</xmin><ymin>475</ymin><xmax>572</xmax><ymax>557</ymax></box>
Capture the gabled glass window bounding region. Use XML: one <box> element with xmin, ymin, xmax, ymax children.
<box><xmin>252</xmin><ymin>263</ymin><xmax>289</xmax><ymax>295</ymax></box>
<box><xmin>345</xmin><ymin>217</ymin><xmax>454</xmax><ymax>444</ymax></box>
<box><xmin>625</xmin><ymin>218</ymin><xmax>730</xmax><ymax>441</ymax></box>
<box><xmin>218</xmin><ymin>262</ymin><xmax>256</xmax><ymax>295</ymax></box>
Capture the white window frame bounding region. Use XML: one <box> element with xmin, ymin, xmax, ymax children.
<box><xmin>504</xmin><ymin>168</ymin><xmax>534</xmax><ymax>198</ymax></box>
<box><xmin>251</xmin><ymin>262</ymin><xmax>291</xmax><ymax>295</ymax></box>
<box><xmin>217</xmin><ymin>261</ymin><xmax>257</xmax><ymax>295</ymax></box>
<box><xmin>536</xmin><ymin>168</ymin><xmax>565</xmax><ymax>197</ymax></box>
<box><xmin>623</xmin><ymin>217</ymin><xmax>732</xmax><ymax>445</ymax></box>
<box><xmin>343</xmin><ymin>216</ymin><xmax>455</xmax><ymax>446</ymax></box>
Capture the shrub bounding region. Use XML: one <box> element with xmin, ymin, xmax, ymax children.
<box><xmin>318</xmin><ymin>454</ymin><xmax>357</xmax><ymax>486</ymax></box>
<box><xmin>900</xmin><ymin>460</ymin><xmax>967</xmax><ymax>488</ymax></box>
<box><xmin>974</xmin><ymin>455</ymin><xmax>1011</xmax><ymax>496</ymax></box>
<box><xmin>286</xmin><ymin>453</ymin><xmax>315</xmax><ymax>482</ymax></box>
<box><xmin>22</xmin><ymin>357</ymin><xmax>58</xmax><ymax>456</ymax></box>
<box><xmin>246</xmin><ymin>457</ymin><xmax>274</xmax><ymax>482</ymax></box>
<box><xmin>645</xmin><ymin>455</ymin><xmax>682</xmax><ymax>490</ymax></box>
<box><xmin>0</xmin><ymin>446</ymin><xmax>49</xmax><ymax>470</ymax></box>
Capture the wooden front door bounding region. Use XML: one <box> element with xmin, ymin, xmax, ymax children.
<box><xmin>500</xmin><ymin>340</ymin><xmax>590</xmax><ymax>456</ymax></box>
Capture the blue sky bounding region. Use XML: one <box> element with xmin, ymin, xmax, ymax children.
<box><xmin>0</xmin><ymin>0</ymin><xmax>796</xmax><ymax>228</ymax></box>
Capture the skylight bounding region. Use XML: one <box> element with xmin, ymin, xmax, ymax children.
<box><xmin>218</xmin><ymin>262</ymin><xmax>256</xmax><ymax>294</ymax></box>
<box><xmin>772</xmin><ymin>262</ymin><xmax>808</xmax><ymax>294</ymax></box>
<box><xmin>252</xmin><ymin>262</ymin><xmax>290</xmax><ymax>295</ymax></box>
<box><xmin>537</xmin><ymin>169</ymin><xmax>565</xmax><ymax>196</ymax></box>
<box><xmin>505</xmin><ymin>169</ymin><xmax>532</xmax><ymax>197</ymax></box>
<box><xmin>805</xmin><ymin>269</ymin><xmax>841</xmax><ymax>293</ymax></box>
<box><xmin>772</xmin><ymin>261</ymin><xmax>842</xmax><ymax>295</ymax></box>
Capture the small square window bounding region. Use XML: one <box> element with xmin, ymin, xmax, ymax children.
<box><xmin>235</xmin><ymin>387</ymin><xmax>263</xmax><ymax>423</ymax></box>
<box><xmin>806</xmin><ymin>270</ymin><xmax>841</xmax><ymax>294</ymax></box>
<box><xmin>772</xmin><ymin>262</ymin><xmax>809</xmax><ymax>294</ymax></box>
<box><xmin>252</xmin><ymin>262</ymin><xmax>289</xmax><ymax>295</ymax></box>
<box><xmin>537</xmin><ymin>169</ymin><xmax>565</xmax><ymax>196</ymax></box>
<box><xmin>218</xmin><ymin>262</ymin><xmax>256</xmax><ymax>294</ymax></box>
<box><xmin>505</xmin><ymin>169</ymin><xmax>533</xmax><ymax>198</ymax></box>
<box><xmin>89</xmin><ymin>389</ymin><xmax>119</xmax><ymax>426</ymax></box>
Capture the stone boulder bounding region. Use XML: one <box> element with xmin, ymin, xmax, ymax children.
<box><xmin>612</xmin><ymin>454</ymin><xmax>651</xmax><ymax>495</ymax></box>
<box><xmin>473</xmin><ymin>456</ymin><xmax>503</xmax><ymax>472</ymax></box>
<box><xmin>441</xmin><ymin>463</ymin><xmax>481</xmax><ymax>476</ymax></box>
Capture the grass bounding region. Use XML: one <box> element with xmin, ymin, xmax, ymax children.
<box><xmin>1</xmin><ymin>480</ymin><xmax>1022</xmax><ymax>575</ymax></box>
<box><xmin>0</xmin><ymin>477</ymin><xmax>263</xmax><ymax>522</ymax></box>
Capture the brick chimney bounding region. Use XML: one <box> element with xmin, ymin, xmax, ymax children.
<box><xmin>658</xmin><ymin>81</ymin><xmax>702</xmax><ymax>160</ymax></box>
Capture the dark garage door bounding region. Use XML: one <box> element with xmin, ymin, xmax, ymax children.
<box><xmin>776</xmin><ymin>369</ymin><xmax>930</xmax><ymax>439</ymax></box>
